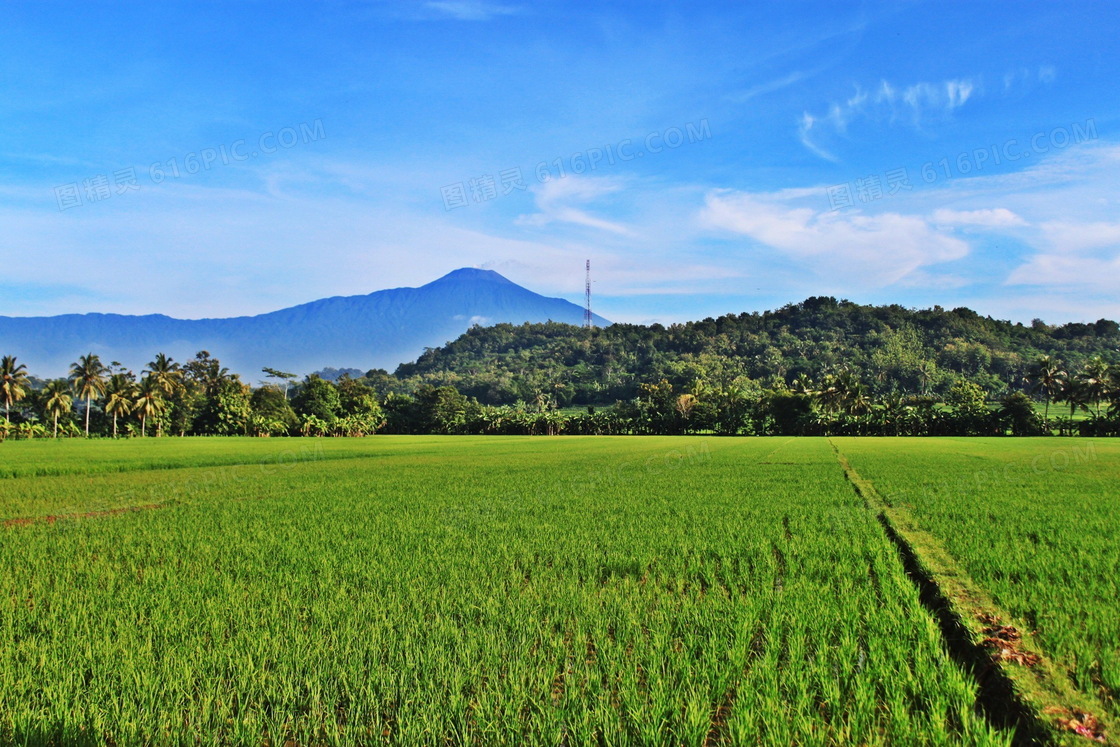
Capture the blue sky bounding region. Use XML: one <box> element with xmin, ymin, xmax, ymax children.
<box><xmin>2</xmin><ymin>0</ymin><xmax>1117</xmax><ymax>325</ymax></box>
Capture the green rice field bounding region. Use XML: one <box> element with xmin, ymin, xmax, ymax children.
<box><xmin>1</xmin><ymin>436</ymin><xmax>1117</xmax><ymax>745</ymax></box>
<box><xmin>836</xmin><ymin>438</ymin><xmax>1120</xmax><ymax>726</ymax></box>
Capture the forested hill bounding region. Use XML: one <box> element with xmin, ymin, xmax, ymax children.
<box><xmin>393</xmin><ymin>297</ymin><xmax>1120</xmax><ymax>406</ymax></box>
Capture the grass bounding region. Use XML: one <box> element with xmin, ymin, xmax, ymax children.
<box><xmin>0</xmin><ymin>437</ymin><xmax>1018</xmax><ymax>746</ymax></box>
<box><xmin>835</xmin><ymin>437</ymin><xmax>1120</xmax><ymax>739</ymax></box>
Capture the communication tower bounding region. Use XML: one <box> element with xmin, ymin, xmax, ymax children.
<box><xmin>584</xmin><ymin>260</ymin><xmax>593</xmax><ymax>329</ymax></box>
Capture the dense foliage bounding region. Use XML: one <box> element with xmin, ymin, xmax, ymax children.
<box><xmin>396</xmin><ymin>298</ymin><xmax>1120</xmax><ymax>405</ymax></box>
<box><xmin>1</xmin><ymin>299</ymin><xmax>1118</xmax><ymax>439</ymax></box>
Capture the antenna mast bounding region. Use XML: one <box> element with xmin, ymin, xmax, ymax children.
<box><xmin>584</xmin><ymin>259</ymin><xmax>593</xmax><ymax>329</ymax></box>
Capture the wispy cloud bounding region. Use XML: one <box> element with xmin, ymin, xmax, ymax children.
<box><xmin>700</xmin><ymin>140</ymin><xmax>1120</xmax><ymax>319</ymax></box>
<box><xmin>423</xmin><ymin>1</ymin><xmax>520</xmax><ymax>21</ymax></box>
<box><xmin>921</xmin><ymin>144</ymin><xmax>1120</xmax><ymax>298</ymax></box>
<box><xmin>699</xmin><ymin>189</ymin><xmax>969</xmax><ymax>287</ymax></box>
<box><xmin>798</xmin><ymin>114</ymin><xmax>837</xmax><ymax>162</ymax></box>
<box><xmin>731</xmin><ymin>71</ymin><xmax>810</xmax><ymax>103</ymax></box>
<box><xmin>1006</xmin><ymin>254</ymin><xmax>1120</xmax><ymax>290</ymax></box>
<box><xmin>931</xmin><ymin>208</ymin><xmax>1026</xmax><ymax>228</ymax></box>
<box><xmin>1008</xmin><ymin>218</ymin><xmax>1120</xmax><ymax>291</ymax></box>
<box><xmin>799</xmin><ymin>76</ymin><xmax>979</xmax><ymax>161</ymax></box>
<box><xmin>1003</xmin><ymin>65</ymin><xmax>1057</xmax><ymax>92</ymax></box>
<box><xmin>517</xmin><ymin>176</ymin><xmax>632</xmax><ymax>235</ymax></box>
<box><xmin>1038</xmin><ymin>221</ymin><xmax>1120</xmax><ymax>252</ymax></box>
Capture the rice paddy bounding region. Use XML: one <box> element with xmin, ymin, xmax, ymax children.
<box><xmin>1</xmin><ymin>436</ymin><xmax>1116</xmax><ymax>745</ymax></box>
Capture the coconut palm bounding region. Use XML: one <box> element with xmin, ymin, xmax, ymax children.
<box><xmin>1</xmin><ymin>355</ymin><xmax>30</xmax><ymax>422</ymax></box>
<box><xmin>876</xmin><ymin>392</ymin><xmax>908</xmax><ymax>437</ymax></box>
<box><xmin>144</xmin><ymin>354</ymin><xmax>182</xmax><ymax>436</ymax></box>
<box><xmin>103</xmin><ymin>374</ymin><xmax>135</xmax><ymax>438</ymax></box>
<box><xmin>68</xmin><ymin>353</ymin><xmax>108</xmax><ymax>437</ymax></box>
<box><xmin>817</xmin><ymin>370</ymin><xmax>864</xmax><ymax>415</ymax></box>
<box><xmin>145</xmin><ymin>353</ymin><xmax>181</xmax><ymax>394</ymax></box>
<box><xmin>816</xmin><ymin>373</ymin><xmax>844</xmax><ymax>414</ymax></box>
<box><xmin>1109</xmin><ymin>364</ymin><xmax>1120</xmax><ymax>413</ymax></box>
<box><xmin>132</xmin><ymin>375</ymin><xmax>166</xmax><ymax>438</ymax></box>
<box><xmin>1080</xmin><ymin>355</ymin><xmax>1111</xmax><ymax>418</ymax></box>
<box><xmin>790</xmin><ymin>374</ymin><xmax>816</xmax><ymax>397</ymax></box>
<box><xmin>1026</xmin><ymin>355</ymin><xmax>1065</xmax><ymax>423</ymax></box>
<box><xmin>1058</xmin><ymin>376</ymin><xmax>1090</xmax><ymax>420</ymax></box>
<box><xmin>41</xmin><ymin>379</ymin><xmax>73</xmax><ymax>438</ymax></box>
<box><xmin>845</xmin><ymin>382</ymin><xmax>873</xmax><ymax>417</ymax></box>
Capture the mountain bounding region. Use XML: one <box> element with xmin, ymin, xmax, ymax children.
<box><xmin>0</xmin><ymin>269</ymin><xmax>611</xmax><ymax>378</ymax></box>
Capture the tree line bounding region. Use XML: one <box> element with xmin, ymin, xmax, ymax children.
<box><xmin>0</xmin><ymin>351</ymin><xmax>384</xmax><ymax>441</ymax></box>
<box><xmin>1</xmin><ymin>347</ymin><xmax>1117</xmax><ymax>439</ymax></box>
<box><xmin>395</xmin><ymin>299</ymin><xmax>1120</xmax><ymax>407</ymax></box>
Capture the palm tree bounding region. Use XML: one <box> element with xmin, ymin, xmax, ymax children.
<box><xmin>144</xmin><ymin>354</ymin><xmax>182</xmax><ymax>437</ymax></box>
<box><xmin>42</xmin><ymin>379</ymin><xmax>73</xmax><ymax>438</ymax></box>
<box><xmin>1058</xmin><ymin>376</ymin><xmax>1090</xmax><ymax>419</ymax></box>
<box><xmin>68</xmin><ymin>353</ymin><xmax>108</xmax><ymax>437</ymax></box>
<box><xmin>817</xmin><ymin>369</ymin><xmax>864</xmax><ymax>415</ymax></box>
<box><xmin>132</xmin><ymin>375</ymin><xmax>165</xmax><ymax>437</ymax></box>
<box><xmin>845</xmin><ymin>382</ymin><xmax>873</xmax><ymax>417</ymax></box>
<box><xmin>1027</xmin><ymin>355</ymin><xmax>1066</xmax><ymax>423</ymax></box>
<box><xmin>1080</xmin><ymin>356</ymin><xmax>1111</xmax><ymax>418</ymax></box>
<box><xmin>877</xmin><ymin>392</ymin><xmax>908</xmax><ymax>437</ymax></box>
<box><xmin>103</xmin><ymin>374</ymin><xmax>135</xmax><ymax>438</ymax></box>
<box><xmin>1108</xmin><ymin>364</ymin><xmax>1120</xmax><ymax>414</ymax></box>
<box><xmin>790</xmin><ymin>374</ymin><xmax>816</xmax><ymax>397</ymax></box>
<box><xmin>0</xmin><ymin>355</ymin><xmax>30</xmax><ymax>422</ymax></box>
<box><xmin>145</xmin><ymin>353</ymin><xmax>181</xmax><ymax>394</ymax></box>
<box><xmin>816</xmin><ymin>372</ymin><xmax>844</xmax><ymax>414</ymax></box>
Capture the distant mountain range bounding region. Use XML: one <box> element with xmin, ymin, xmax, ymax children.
<box><xmin>0</xmin><ymin>269</ymin><xmax>610</xmax><ymax>378</ymax></box>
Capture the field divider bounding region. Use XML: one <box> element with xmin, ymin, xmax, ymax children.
<box><xmin>2</xmin><ymin>501</ymin><xmax>172</xmax><ymax>528</ymax></box>
<box><xmin>828</xmin><ymin>438</ymin><xmax>1113</xmax><ymax>746</ymax></box>
<box><xmin>0</xmin><ymin>447</ymin><xmax>382</xmax><ymax>481</ymax></box>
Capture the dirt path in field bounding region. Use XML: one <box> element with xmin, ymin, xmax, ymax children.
<box><xmin>2</xmin><ymin>502</ymin><xmax>164</xmax><ymax>528</ymax></box>
<box><xmin>828</xmin><ymin>439</ymin><xmax>1112</xmax><ymax>746</ymax></box>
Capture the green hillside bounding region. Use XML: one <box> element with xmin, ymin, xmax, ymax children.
<box><xmin>393</xmin><ymin>297</ymin><xmax>1120</xmax><ymax>406</ymax></box>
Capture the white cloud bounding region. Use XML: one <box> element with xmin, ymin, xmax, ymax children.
<box><xmin>797</xmin><ymin>113</ymin><xmax>837</xmax><ymax>162</ymax></box>
<box><xmin>423</xmin><ymin>1</ymin><xmax>519</xmax><ymax>20</ymax></box>
<box><xmin>894</xmin><ymin>79</ymin><xmax>976</xmax><ymax>112</ymax></box>
<box><xmin>0</xmin><ymin>174</ymin><xmax>585</xmax><ymax>318</ymax></box>
<box><xmin>1006</xmin><ymin>253</ymin><xmax>1120</xmax><ymax>289</ymax></box>
<box><xmin>1039</xmin><ymin>221</ymin><xmax>1120</xmax><ymax>252</ymax></box>
<box><xmin>1005</xmin><ymin>218</ymin><xmax>1120</xmax><ymax>292</ymax></box>
<box><xmin>732</xmin><ymin>71</ymin><xmax>809</xmax><ymax>103</ymax></box>
<box><xmin>4</xmin><ymin>124</ymin><xmax>1118</xmax><ymax>329</ymax></box>
<box><xmin>870</xmin><ymin>142</ymin><xmax>1120</xmax><ymax>303</ymax></box>
<box><xmin>517</xmin><ymin>176</ymin><xmax>632</xmax><ymax>235</ymax></box>
<box><xmin>799</xmin><ymin>76</ymin><xmax>980</xmax><ymax>160</ymax></box>
<box><xmin>699</xmin><ymin>190</ymin><xmax>969</xmax><ymax>287</ymax></box>
<box><xmin>931</xmin><ymin>208</ymin><xmax>1027</xmax><ymax>227</ymax></box>
<box><xmin>1004</xmin><ymin>65</ymin><xmax>1058</xmax><ymax>92</ymax></box>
